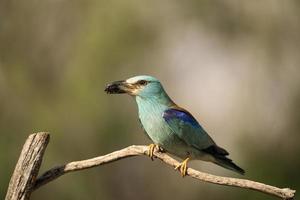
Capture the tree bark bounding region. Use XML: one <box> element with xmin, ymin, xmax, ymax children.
<box><xmin>5</xmin><ymin>132</ymin><xmax>50</xmax><ymax>200</ymax></box>
<box><xmin>5</xmin><ymin>133</ymin><xmax>296</xmax><ymax>199</ymax></box>
<box><xmin>33</xmin><ymin>145</ymin><xmax>295</xmax><ymax>199</ymax></box>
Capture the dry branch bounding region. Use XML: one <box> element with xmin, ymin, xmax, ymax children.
<box><xmin>5</xmin><ymin>132</ymin><xmax>50</xmax><ymax>200</ymax></box>
<box><xmin>33</xmin><ymin>145</ymin><xmax>295</xmax><ymax>199</ymax></box>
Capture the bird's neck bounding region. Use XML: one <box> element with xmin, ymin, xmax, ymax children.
<box><xmin>135</xmin><ymin>92</ymin><xmax>175</xmax><ymax>115</ymax></box>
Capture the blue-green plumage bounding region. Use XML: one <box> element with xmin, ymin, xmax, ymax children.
<box><xmin>105</xmin><ymin>75</ymin><xmax>245</xmax><ymax>175</ymax></box>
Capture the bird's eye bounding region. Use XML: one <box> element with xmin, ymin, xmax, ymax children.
<box><xmin>137</xmin><ymin>80</ymin><xmax>148</xmax><ymax>86</ymax></box>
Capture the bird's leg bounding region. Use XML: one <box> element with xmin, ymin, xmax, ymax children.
<box><xmin>174</xmin><ymin>157</ymin><xmax>190</xmax><ymax>177</ymax></box>
<box><xmin>147</xmin><ymin>144</ymin><xmax>158</xmax><ymax>160</ymax></box>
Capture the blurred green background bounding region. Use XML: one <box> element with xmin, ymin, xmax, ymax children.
<box><xmin>1</xmin><ymin>0</ymin><xmax>299</xmax><ymax>199</ymax></box>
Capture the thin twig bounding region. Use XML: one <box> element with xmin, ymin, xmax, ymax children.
<box><xmin>32</xmin><ymin>145</ymin><xmax>295</xmax><ymax>199</ymax></box>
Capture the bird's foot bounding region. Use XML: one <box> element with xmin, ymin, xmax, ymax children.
<box><xmin>175</xmin><ymin>158</ymin><xmax>190</xmax><ymax>177</ymax></box>
<box><xmin>147</xmin><ymin>144</ymin><xmax>158</xmax><ymax>160</ymax></box>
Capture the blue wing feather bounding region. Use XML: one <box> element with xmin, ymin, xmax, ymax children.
<box><xmin>164</xmin><ymin>109</ymin><xmax>199</xmax><ymax>127</ymax></box>
<box><xmin>163</xmin><ymin>108</ymin><xmax>244</xmax><ymax>174</ymax></box>
<box><xmin>163</xmin><ymin>107</ymin><xmax>215</xmax><ymax>150</ymax></box>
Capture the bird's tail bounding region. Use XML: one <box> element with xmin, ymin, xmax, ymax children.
<box><xmin>213</xmin><ymin>156</ymin><xmax>245</xmax><ymax>175</ymax></box>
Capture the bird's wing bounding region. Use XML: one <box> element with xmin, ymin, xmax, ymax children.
<box><xmin>162</xmin><ymin>107</ymin><xmax>244</xmax><ymax>173</ymax></box>
<box><xmin>163</xmin><ymin>107</ymin><xmax>216</xmax><ymax>150</ymax></box>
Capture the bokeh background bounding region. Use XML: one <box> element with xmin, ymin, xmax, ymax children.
<box><xmin>1</xmin><ymin>0</ymin><xmax>299</xmax><ymax>199</ymax></box>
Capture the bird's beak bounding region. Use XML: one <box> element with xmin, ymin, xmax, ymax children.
<box><xmin>104</xmin><ymin>80</ymin><xmax>136</xmax><ymax>95</ymax></box>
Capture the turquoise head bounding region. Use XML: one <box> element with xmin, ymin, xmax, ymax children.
<box><xmin>105</xmin><ymin>75</ymin><xmax>173</xmax><ymax>104</ymax></box>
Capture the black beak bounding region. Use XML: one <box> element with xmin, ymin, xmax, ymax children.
<box><xmin>104</xmin><ymin>80</ymin><xmax>128</xmax><ymax>94</ymax></box>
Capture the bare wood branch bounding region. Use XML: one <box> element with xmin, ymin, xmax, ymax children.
<box><xmin>33</xmin><ymin>145</ymin><xmax>295</xmax><ymax>199</ymax></box>
<box><xmin>5</xmin><ymin>132</ymin><xmax>50</xmax><ymax>200</ymax></box>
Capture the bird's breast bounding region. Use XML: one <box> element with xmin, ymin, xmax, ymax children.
<box><xmin>137</xmin><ymin>102</ymin><xmax>173</xmax><ymax>145</ymax></box>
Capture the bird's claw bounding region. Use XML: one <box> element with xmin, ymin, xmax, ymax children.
<box><xmin>147</xmin><ymin>144</ymin><xmax>158</xmax><ymax>160</ymax></box>
<box><xmin>175</xmin><ymin>158</ymin><xmax>190</xmax><ymax>177</ymax></box>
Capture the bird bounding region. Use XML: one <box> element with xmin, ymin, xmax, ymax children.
<box><xmin>104</xmin><ymin>75</ymin><xmax>245</xmax><ymax>176</ymax></box>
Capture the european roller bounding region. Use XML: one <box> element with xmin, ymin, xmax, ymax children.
<box><xmin>105</xmin><ymin>75</ymin><xmax>245</xmax><ymax>176</ymax></box>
